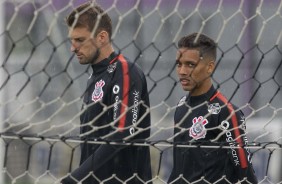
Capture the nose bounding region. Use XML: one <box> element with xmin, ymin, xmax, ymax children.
<box><xmin>70</xmin><ymin>45</ymin><xmax>75</xmax><ymax>52</ymax></box>
<box><xmin>178</xmin><ymin>65</ymin><xmax>190</xmax><ymax>76</ymax></box>
<box><xmin>70</xmin><ymin>41</ymin><xmax>79</xmax><ymax>53</ymax></box>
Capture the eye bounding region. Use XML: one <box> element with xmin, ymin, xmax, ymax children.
<box><xmin>187</xmin><ymin>63</ymin><xmax>196</xmax><ymax>68</ymax></box>
<box><xmin>176</xmin><ymin>60</ymin><xmax>182</xmax><ymax>67</ymax></box>
<box><xmin>76</xmin><ymin>38</ymin><xmax>85</xmax><ymax>43</ymax></box>
<box><xmin>181</xmin><ymin>62</ymin><xmax>196</xmax><ymax>68</ymax></box>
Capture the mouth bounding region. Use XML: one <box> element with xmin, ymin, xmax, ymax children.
<box><xmin>76</xmin><ymin>54</ymin><xmax>83</xmax><ymax>60</ymax></box>
<box><xmin>180</xmin><ymin>78</ymin><xmax>190</xmax><ymax>86</ymax></box>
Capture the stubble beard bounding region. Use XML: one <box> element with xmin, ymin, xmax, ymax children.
<box><xmin>80</xmin><ymin>49</ymin><xmax>100</xmax><ymax>65</ymax></box>
<box><xmin>90</xmin><ymin>49</ymin><xmax>100</xmax><ymax>64</ymax></box>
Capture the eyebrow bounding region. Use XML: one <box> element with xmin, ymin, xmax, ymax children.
<box><xmin>73</xmin><ymin>36</ymin><xmax>85</xmax><ymax>40</ymax></box>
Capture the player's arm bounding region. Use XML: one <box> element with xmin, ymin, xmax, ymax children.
<box><xmin>60</xmin><ymin>145</ymin><xmax>124</xmax><ymax>184</ymax></box>
<box><xmin>221</xmin><ymin>104</ymin><xmax>257</xmax><ymax>183</ymax></box>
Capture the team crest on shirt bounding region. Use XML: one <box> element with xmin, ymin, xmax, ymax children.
<box><xmin>107</xmin><ymin>62</ymin><xmax>117</xmax><ymax>73</ymax></box>
<box><xmin>189</xmin><ymin>116</ymin><xmax>209</xmax><ymax>140</ymax></box>
<box><xmin>92</xmin><ymin>80</ymin><xmax>105</xmax><ymax>102</ymax></box>
<box><xmin>208</xmin><ymin>103</ymin><xmax>221</xmax><ymax>114</ymax></box>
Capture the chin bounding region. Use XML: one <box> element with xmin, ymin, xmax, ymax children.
<box><xmin>79</xmin><ymin>60</ymin><xmax>88</xmax><ymax>65</ymax></box>
<box><xmin>182</xmin><ymin>86</ymin><xmax>191</xmax><ymax>91</ymax></box>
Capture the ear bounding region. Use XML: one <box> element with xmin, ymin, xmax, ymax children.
<box><xmin>207</xmin><ymin>60</ymin><xmax>215</xmax><ymax>74</ymax></box>
<box><xmin>97</xmin><ymin>30</ymin><xmax>110</xmax><ymax>45</ymax></box>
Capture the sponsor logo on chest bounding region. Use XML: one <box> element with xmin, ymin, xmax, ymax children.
<box><xmin>220</xmin><ymin>120</ymin><xmax>240</xmax><ymax>166</ymax></box>
<box><xmin>92</xmin><ymin>80</ymin><xmax>105</xmax><ymax>102</ymax></box>
<box><xmin>129</xmin><ymin>90</ymin><xmax>140</xmax><ymax>135</ymax></box>
<box><xmin>113</xmin><ymin>85</ymin><xmax>120</xmax><ymax>120</ymax></box>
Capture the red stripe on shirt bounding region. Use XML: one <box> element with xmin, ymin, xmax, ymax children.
<box><xmin>118</xmin><ymin>54</ymin><xmax>129</xmax><ymax>130</ymax></box>
<box><xmin>210</xmin><ymin>90</ymin><xmax>220</xmax><ymax>101</ymax></box>
<box><xmin>216</xmin><ymin>92</ymin><xmax>248</xmax><ymax>168</ymax></box>
<box><xmin>109</xmin><ymin>56</ymin><xmax>118</xmax><ymax>64</ymax></box>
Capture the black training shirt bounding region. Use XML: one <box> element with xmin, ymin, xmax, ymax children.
<box><xmin>62</xmin><ymin>52</ymin><xmax>152</xmax><ymax>184</ymax></box>
<box><xmin>168</xmin><ymin>86</ymin><xmax>257</xmax><ymax>184</ymax></box>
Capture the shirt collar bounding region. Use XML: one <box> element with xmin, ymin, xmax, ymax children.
<box><xmin>187</xmin><ymin>86</ymin><xmax>217</xmax><ymax>106</ymax></box>
<box><xmin>91</xmin><ymin>52</ymin><xmax>118</xmax><ymax>74</ymax></box>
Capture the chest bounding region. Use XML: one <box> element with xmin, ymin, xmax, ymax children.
<box><xmin>80</xmin><ymin>71</ymin><xmax>115</xmax><ymax>125</ymax></box>
<box><xmin>174</xmin><ymin>102</ymin><xmax>221</xmax><ymax>141</ymax></box>
<box><xmin>84</xmin><ymin>71</ymin><xmax>114</xmax><ymax>105</ymax></box>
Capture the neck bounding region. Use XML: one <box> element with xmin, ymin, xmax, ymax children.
<box><xmin>190</xmin><ymin>80</ymin><xmax>213</xmax><ymax>96</ymax></box>
<box><xmin>95</xmin><ymin>43</ymin><xmax>114</xmax><ymax>64</ymax></box>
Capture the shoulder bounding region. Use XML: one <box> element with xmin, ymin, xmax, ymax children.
<box><xmin>208</xmin><ymin>91</ymin><xmax>245</xmax><ymax>121</ymax></box>
<box><xmin>209</xmin><ymin>91</ymin><xmax>243</xmax><ymax>116</ymax></box>
<box><xmin>116</xmin><ymin>54</ymin><xmax>145</xmax><ymax>79</ymax></box>
<box><xmin>210</xmin><ymin>91</ymin><xmax>239</xmax><ymax>109</ymax></box>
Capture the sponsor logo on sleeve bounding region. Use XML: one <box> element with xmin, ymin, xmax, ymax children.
<box><xmin>189</xmin><ymin>116</ymin><xmax>208</xmax><ymax>140</ymax></box>
<box><xmin>208</xmin><ymin>103</ymin><xmax>221</xmax><ymax>114</ymax></box>
<box><xmin>92</xmin><ymin>80</ymin><xmax>105</xmax><ymax>102</ymax></box>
